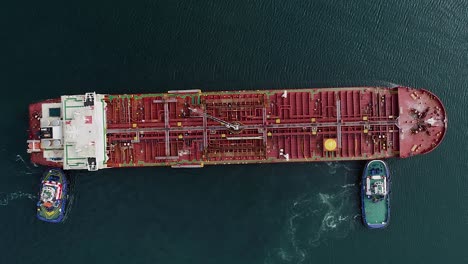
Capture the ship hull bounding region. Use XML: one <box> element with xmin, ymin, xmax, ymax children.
<box><xmin>26</xmin><ymin>86</ymin><xmax>447</xmax><ymax>171</ymax></box>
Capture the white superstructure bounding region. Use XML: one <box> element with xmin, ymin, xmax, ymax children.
<box><xmin>29</xmin><ymin>92</ymin><xmax>108</xmax><ymax>171</ymax></box>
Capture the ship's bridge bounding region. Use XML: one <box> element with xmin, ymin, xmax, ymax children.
<box><xmin>62</xmin><ymin>92</ymin><xmax>108</xmax><ymax>170</ymax></box>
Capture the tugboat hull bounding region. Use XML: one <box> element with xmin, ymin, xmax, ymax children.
<box><xmin>361</xmin><ymin>160</ymin><xmax>390</xmax><ymax>229</ymax></box>
<box><xmin>37</xmin><ymin>168</ymin><xmax>68</xmax><ymax>223</ymax></box>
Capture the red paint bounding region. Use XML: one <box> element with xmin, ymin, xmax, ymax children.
<box><xmin>27</xmin><ymin>87</ymin><xmax>447</xmax><ymax>169</ymax></box>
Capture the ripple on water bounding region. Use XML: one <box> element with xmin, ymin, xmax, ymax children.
<box><xmin>0</xmin><ymin>191</ymin><xmax>37</xmax><ymax>206</ymax></box>
<box><xmin>266</xmin><ymin>183</ymin><xmax>360</xmax><ymax>264</ymax></box>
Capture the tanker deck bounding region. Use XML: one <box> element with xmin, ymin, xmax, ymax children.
<box><xmin>27</xmin><ymin>86</ymin><xmax>447</xmax><ymax>171</ymax></box>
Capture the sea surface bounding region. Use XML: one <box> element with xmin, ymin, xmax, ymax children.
<box><xmin>1</xmin><ymin>1</ymin><xmax>467</xmax><ymax>263</ymax></box>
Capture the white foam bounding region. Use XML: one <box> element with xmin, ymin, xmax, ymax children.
<box><xmin>0</xmin><ymin>191</ymin><xmax>37</xmax><ymax>206</ymax></box>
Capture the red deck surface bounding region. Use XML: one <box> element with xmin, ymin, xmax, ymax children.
<box><xmin>27</xmin><ymin>86</ymin><xmax>447</xmax><ymax>169</ymax></box>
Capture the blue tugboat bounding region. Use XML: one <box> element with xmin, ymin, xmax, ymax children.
<box><xmin>361</xmin><ymin>160</ymin><xmax>391</xmax><ymax>229</ymax></box>
<box><xmin>37</xmin><ymin>168</ymin><xmax>68</xmax><ymax>223</ymax></box>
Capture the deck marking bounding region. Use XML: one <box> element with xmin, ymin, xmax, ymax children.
<box><xmin>164</xmin><ymin>100</ymin><xmax>170</xmax><ymax>157</ymax></box>
<box><xmin>336</xmin><ymin>97</ymin><xmax>342</xmax><ymax>149</ymax></box>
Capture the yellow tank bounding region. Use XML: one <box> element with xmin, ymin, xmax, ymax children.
<box><xmin>324</xmin><ymin>138</ymin><xmax>337</xmax><ymax>151</ymax></box>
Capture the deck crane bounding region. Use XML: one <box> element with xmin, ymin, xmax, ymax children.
<box><xmin>188</xmin><ymin>107</ymin><xmax>242</xmax><ymax>131</ymax></box>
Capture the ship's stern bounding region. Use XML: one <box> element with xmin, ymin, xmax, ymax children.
<box><xmin>27</xmin><ymin>92</ymin><xmax>108</xmax><ymax>170</ymax></box>
<box><xmin>27</xmin><ymin>99</ymin><xmax>64</xmax><ymax>167</ymax></box>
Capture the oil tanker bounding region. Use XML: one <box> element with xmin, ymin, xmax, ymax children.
<box><xmin>26</xmin><ymin>86</ymin><xmax>447</xmax><ymax>171</ymax></box>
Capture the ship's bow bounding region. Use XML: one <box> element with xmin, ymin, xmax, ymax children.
<box><xmin>397</xmin><ymin>87</ymin><xmax>447</xmax><ymax>158</ymax></box>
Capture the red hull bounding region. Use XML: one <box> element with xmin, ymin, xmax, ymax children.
<box><xmin>27</xmin><ymin>86</ymin><xmax>447</xmax><ymax>170</ymax></box>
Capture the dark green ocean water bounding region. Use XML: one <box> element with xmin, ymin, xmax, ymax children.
<box><xmin>1</xmin><ymin>1</ymin><xmax>467</xmax><ymax>263</ymax></box>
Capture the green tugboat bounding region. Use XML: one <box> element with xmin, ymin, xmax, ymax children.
<box><xmin>361</xmin><ymin>160</ymin><xmax>390</xmax><ymax>229</ymax></box>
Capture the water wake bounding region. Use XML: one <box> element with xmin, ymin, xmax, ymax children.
<box><xmin>267</xmin><ymin>184</ymin><xmax>359</xmax><ymax>264</ymax></box>
<box><xmin>0</xmin><ymin>154</ymin><xmax>40</xmax><ymax>209</ymax></box>
<box><xmin>325</xmin><ymin>162</ymin><xmax>339</xmax><ymax>175</ymax></box>
<box><xmin>16</xmin><ymin>154</ymin><xmax>31</xmax><ymax>170</ymax></box>
<box><xmin>325</xmin><ymin>162</ymin><xmax>360</xmax><ymax>175</ymax></box>
<box><xmin>0</xmin><ymin>191</ymin><xmax>37</xmax><ymax>206</ymax></box>
<box><xmin>15</xmin><ymin>154</ymin><xmax>41</xmax><ymax>175</ymax></box>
